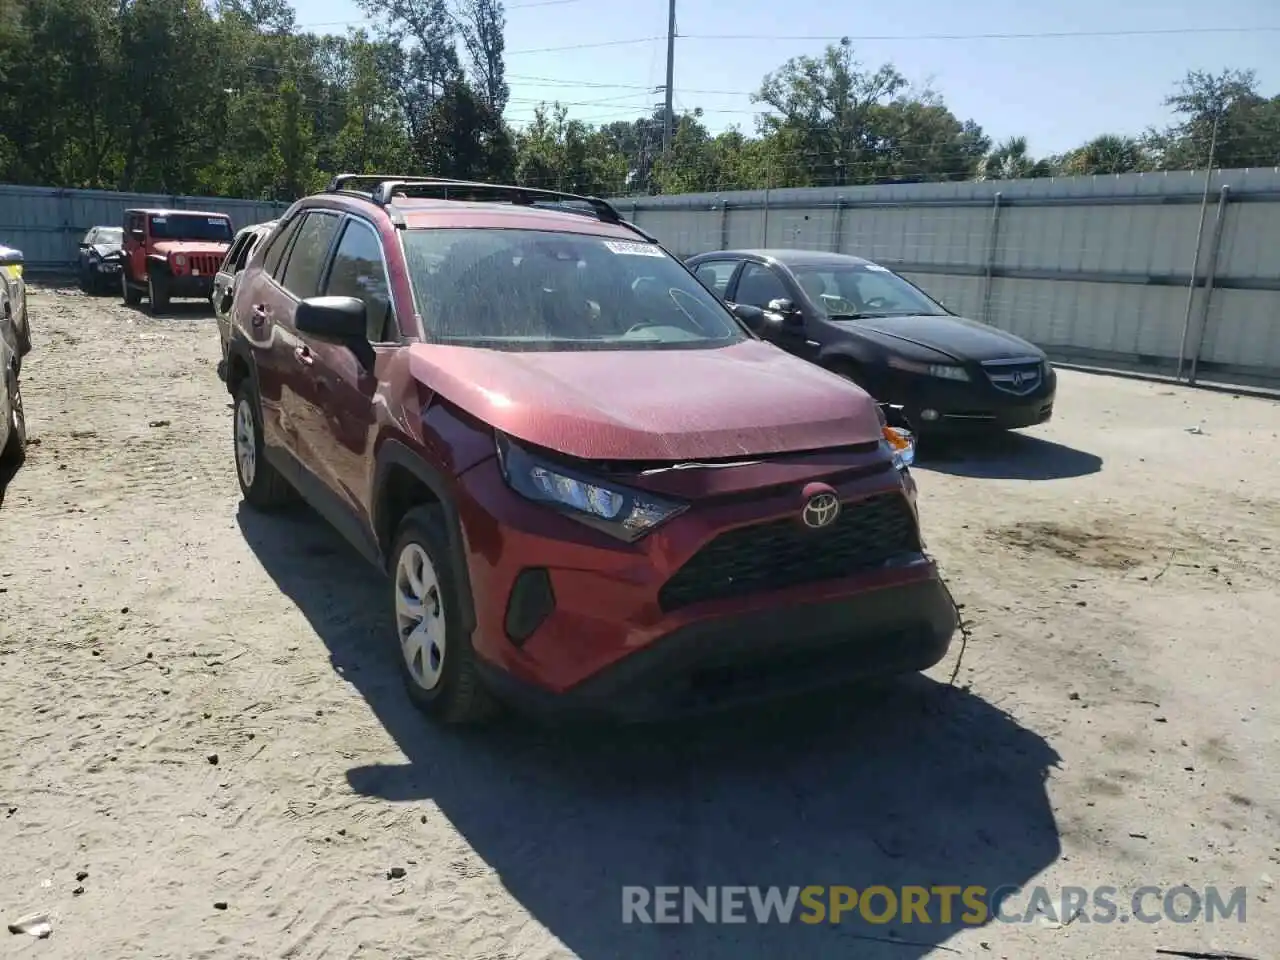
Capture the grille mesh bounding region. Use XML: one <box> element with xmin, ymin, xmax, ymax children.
<box><xmin>657</xmin><ymin>491</ymin><xmax>922</xmax><ymax>612</ymax></box>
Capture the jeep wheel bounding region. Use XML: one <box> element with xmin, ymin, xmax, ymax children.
<box><xmin>1</xmin><ymin>367</ymin><xmax>26</xmax><ymax>469</ymax></box>
<box><xmin>121</xmin><ymin>272</ymin><xmax>142</xmax><ymax>306</ymax></box>
<box><xmin>232</xmin><ymin>381</ymin><xmax>293</xmax><ymax>509</ymax></box>
<box><xmin>391</xmin><ymin>506</ymin><xmax>496</xmax><ymax>725</ymax></box>
<box><xmin>148</xmin><ymin>273</ymin><xmax>170</xmax><ymax>315</ymax></box>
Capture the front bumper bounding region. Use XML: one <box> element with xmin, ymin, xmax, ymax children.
<box><xmin>870</xmin><ymin>363</ymin><xmax>1057</xmax><ymax>432</ymax></box>
<box><xmin>456</xmin><ymin>453</ymin><xmax>956</xmax><ymax>722</ymax></box>
<box><xmin>164</xmin><ymin>273</ymin><xmax>215</xmax><ymax>298</ymax></box>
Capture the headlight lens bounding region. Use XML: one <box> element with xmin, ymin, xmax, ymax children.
<box><xmin>174</xmin><ymin>254</ymin><xmax>187</xmax><ymax>267</ymax></box>
<box><xmin>495</xmin><ymin>433</ymin><xmax>686</xmax><ymax>542</ymax></box>
<box><xmin>880</xmin><ymin>425</ymin><xmax>915</xmax><ymax>470</ymax></box>
<box><xmin>888</xmin><ymin>357</ymin><xmax>970</xmax><ymax>381</ymax></box>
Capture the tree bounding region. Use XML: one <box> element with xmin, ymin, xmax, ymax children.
<box><xmin>981</xmin><ymin>136</ymin><xmax>1054</xmax><ymax>180</ymax></box>
<box><xmin>1146</xmin><ymin>69</ymin><xmax>1280</xmax><ymax>170</ymax></box>
<box><xmin>452</xmin><ymin>0</ymin><xmax>506</xmax><ymax>112</ymax></box>
<box><xmin>1061</xmin><ymin>134</ymin><xmax>1147</xmax><ymax>176</ymax></box>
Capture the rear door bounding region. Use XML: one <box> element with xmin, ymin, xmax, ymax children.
<box><xmin>269</xmin><ymin>210</ymin><xmax>343</xmax><ymax>477</ymax></box>
<box><xmin>237</xmin><ymin>214</ymin><xmax>304</xmax><ymax>457</ymax></box>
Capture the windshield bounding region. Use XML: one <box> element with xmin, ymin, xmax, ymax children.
<box><xmin>792</xmin><ymin>263</ymin><xmax>948</xmax><ymax>318</ymax></box>
<box><xmin>401</xmin><ymin>228</ymin><xmax>748</xmax><ymax>351</ymax></box>
<box><xmin>94</xmin><ymin>228</ymin><xmax>123</xmax><ymax>245</ymax></box>
<box><xmin>149</xmin><ymin>214</ymin><xmax>233</xmax><ymax>242</ymax></box>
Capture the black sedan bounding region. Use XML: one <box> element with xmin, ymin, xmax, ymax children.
<box><xmin>686</xmin><ymin>249</ymin><xmax>1056</xmax><ymax>434</ymax></box>
<box><xmin>77</xmin><ymin>226</ymin><xmax>125</xmax><ymax>294</ymax></box>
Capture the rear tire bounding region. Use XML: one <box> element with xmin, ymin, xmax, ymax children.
<box><xmin>1</xmin><ymin>367</ymin><xmax>26</xmax><ymax>469</ymax></box>
<box><xmin>391</xmin><ymin>506</ymin><xmax>496</xmax><ymax>725</ymax></box>
<box><xmin>232</xmin><ymin>380</ymin><xmax>294</xmax><ymax>509</ymax></box>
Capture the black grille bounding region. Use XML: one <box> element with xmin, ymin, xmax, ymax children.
<box><xmin>657</xmin><ymin>492</ymin><xmax>922</xmax><ymax>612</ymax></box>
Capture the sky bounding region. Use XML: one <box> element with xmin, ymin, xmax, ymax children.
<box><xmin>291</xmin><ymin>0</ymin><xmax>1280</xmax><ymax>157</ymax></box>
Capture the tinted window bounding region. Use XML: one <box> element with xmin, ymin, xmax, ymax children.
<box><xmin>280</xmin><ymin>213</ymin><xmax>341</xmax><ymax>298</ymax></box>
<box><xmin>324</xmin><ymin>220</ymin><xmax>394</xmax><ymax>342</ymax></box>
<box><xmin>401</xmin><ymin>229</ymin><xmax>746</xmax><ymax>352</ymax></box>
<box><xmin>693</xmin><ymin>260</ymin><xmax>738</xmax><ymax>296</ymax></box>
<box><xmin>262</xmin><ymin>216</ymin><xmax>302</xmax><ymax>277</ymax></box>
<box><xmin>734</xmin><ymin>263</ymin><xmax>789</xmax><ymax>308</ymax></box>
<box><xmin>148</xmin><ymin>214</ymin><xmax>233</xmax><ymax>242</ymax></box>
<box><xmin>220</xmin><ymin>233</ymin><xmax>249</xmax><ymax>273</ymax></box>
<box><xmin>234</xmin><ymin>230</ymin><xmax>263</xmax><ymax>271</ymax></box>
<box><xmin>791</xmin><ymin>263</ymin><xmax>946</xmax><ymax>318</ymax></box>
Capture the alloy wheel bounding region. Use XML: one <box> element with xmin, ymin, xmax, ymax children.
<box><xmin>234</xmin><ymin>397</ymin><xmax>256</xmax><ymax>489</ymax></box>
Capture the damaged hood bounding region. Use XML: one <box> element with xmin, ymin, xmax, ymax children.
<box><xmin>408</xmin><ymin>340</ymin><xmax>883</xmax><ymax>461</ymax></box>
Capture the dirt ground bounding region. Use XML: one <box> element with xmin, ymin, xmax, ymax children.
<box><xmin>1</xmin><ymin>284</ymin><xmax>1277</xmax><ymax>959</ymax></box>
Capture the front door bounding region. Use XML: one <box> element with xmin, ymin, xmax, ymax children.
<box><xmin>122</xmin><ymin>212</ymin><xmax>146</xmax><ymax>286</ymax></box>
<box><xmin>730</xmin><ymin>261</ymin><xmax>821</xmax><ymax>363</ymax></box>
<box><xmin>293</xmin><ymin>216</ymin><xmax>396</xmax><ymax>533</ymax></box>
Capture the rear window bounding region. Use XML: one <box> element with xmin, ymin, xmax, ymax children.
<box><xmin>401</xmin><ymin>228</ymin><xmax>747</xmax><ymax>352</ymax></box>
<box><xmin>149</xmin><ymin>214</ymin><xmax>233</xmax><ymax>242</ymax></box>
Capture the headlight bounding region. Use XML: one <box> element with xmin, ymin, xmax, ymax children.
<box><xmin>887</xmin><ymin>357</ymin><xmax>970</xmax><ymax>381</ymax></box>
<box><xmin>174</xmin><ymin>254</ymin><xmax>187</xmax><ymax>267</ymax></box>
<box><xmin>880</xmin><ymin>425</ymin><xmax>915</xmax><ymax>470</ymax></box>
<box><xmin>495</xmin><ymin>433</ymin><xmax>686</xmax><ymax>542</ymax></box>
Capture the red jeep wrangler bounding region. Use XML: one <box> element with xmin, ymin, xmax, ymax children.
<box><xmin>121</xmin><ymin>208</ymin><xmax>235</xmax><ymax>314</ymax></box>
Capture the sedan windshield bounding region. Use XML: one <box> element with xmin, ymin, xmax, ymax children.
<box><xmin>792</xmin><ymin>263</ymin><xmax>948</xmax><ymax>319</ymax></box>
<box><xmin>149</xmin><ymin>214</ymin><xmax>233</xmax><ymax>242</ymax></box>
<box><xmin>402</xmin><ymin>228</ymin><xmax>748</xmax><ymax>351</ymax></box>
<box><xmin>94</xmin><ymin>228</ymin><xmax>123</xmax><ymax>245</ymax></box>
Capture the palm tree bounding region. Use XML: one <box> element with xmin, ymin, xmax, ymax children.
<box><xmin>980</xmin><ymin>136</ymin><xmax>1053</xmax><ymax>180</ymax></box>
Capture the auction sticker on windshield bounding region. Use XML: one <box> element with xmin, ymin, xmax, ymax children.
<box><xmin>604</xmin><ymin>240</ymin><xmax>665</xmax><ymax>257</ymax></box>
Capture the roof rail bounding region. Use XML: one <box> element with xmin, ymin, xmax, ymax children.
<box><xmin>322</xmin><ymin>174</ymin><xmax>651</xmax><ymax>239</ymax></box>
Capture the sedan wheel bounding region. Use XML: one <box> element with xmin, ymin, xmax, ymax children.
<box><xmin>395</xmin><ymin>543</ymin><xmax>446</xmax><ymax>692</ymax></box>
<box><xmin>1</xmin><ymin>371</ymin><xmax>26</xmax><ymax>467</ymax></box>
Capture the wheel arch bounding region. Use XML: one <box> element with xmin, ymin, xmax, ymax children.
<box><xmin>373</xmin><ymin>439</ymin><xmax>477</xmax><ymax>634</ymax></box>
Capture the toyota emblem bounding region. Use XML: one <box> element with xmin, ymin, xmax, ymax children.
<box><xmin>802</xmin><ymin>492</ymin><xmax>841</xmax><ymax>529</ymax></box>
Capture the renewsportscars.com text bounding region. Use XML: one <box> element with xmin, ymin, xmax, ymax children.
<box><xmin>621</xmin><ymin>885</ymin><xmax>1248</xmax><ymax>926</ymax></box>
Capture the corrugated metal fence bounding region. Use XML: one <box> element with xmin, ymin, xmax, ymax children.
<box><xmin>0</xmin><ymin>184</ymin><xmax>290</xmax><ymax>272</ymax></box>
<box><xmin>3</xmin><ymin>172</ymin><xmax>1279</xmax><ymax>388</ymax></box>
<box><xmin>611</xmin><ymin>168</ymin><xmax>1280</xmax><ymax>389</ymax></box>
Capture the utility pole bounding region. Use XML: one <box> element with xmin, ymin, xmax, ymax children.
<box><xmin>662</xmin><ymin>0</ymin><xmax>676</xmax><ymax>156</ymax></box>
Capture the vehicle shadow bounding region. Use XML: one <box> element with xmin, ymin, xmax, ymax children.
<box><xmin>237</xmin><ymin>504</ymin><xmax>1063</xmax><ymax>959</ymax></box>
<box><xmin>916</xmin><ymin>432</ymin><xmax>1102</xmax><ymax>481</ymax></box>
<box><xmin>0</xmin><ymin>456</ymin><xmax>20</xmax><ymax>509</ymax></box>
<box><xmin>125</xmin><ymin>301</ymin><xmax>215</xmax><ymax>320</ymax></box>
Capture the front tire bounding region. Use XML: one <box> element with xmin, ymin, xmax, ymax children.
<box><xmin>122</xmin><ymin>272</ymin><xmax>142</xmax><ymax>306</ymax></box>
<box><xmin>147</xmin><ymin>272</ymin><xmax>169</xmax><ymax>315</ymax></box>
<box><xmin>391</xmin><ymin>506</ymin><xmax>496</xmax><ymax>725</ymax></box>
<box><xmin>232</xmin><ymin>381</ymin><xmax>293</xmax><ymax>509</ymax></box>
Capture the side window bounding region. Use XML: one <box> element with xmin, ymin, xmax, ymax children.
<box><xmin>220</xmin><ymin>234</ymin><xmax>248</xmax><ymax>274</ymax></box>
<box><xmin>233</xmin><ymin>232</ymin><xmax>260</xmax><ymax>271</ymax></box>
<box><xmin>734</xmin><ymin>262</ymin><xmax>789</xmax><ymax>308</ymax></box>
<box><xmin>261</xmin><ymin>215</ymin><xmax>303</xmax><ymax>278</ymax></box>
<box><xmin>693</xmin><ymin>260</ymin><xmax>738</xmax><ymax>296</ymax></box>
<box><xmin>323</xmin><ymin>219</ymin><xmax>396</xmax><ymax>342</ymax></box>
<box><xmin>279</xmin><ymin>212</ymin><xmax>341</xmax><ymax>299</ymax></box>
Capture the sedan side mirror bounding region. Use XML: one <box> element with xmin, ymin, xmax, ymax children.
<box><xmin>767</xmin><ymin>298</ymin><xmax>804</xmax><ymax>328</ymax></box>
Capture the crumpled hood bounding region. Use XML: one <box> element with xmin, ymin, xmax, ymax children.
<box><xmin>152</xmin><ymin>240</ymin><xmax>230</xmax><ymax>257</ymax></box>
<box><xmin>408</xmin><ymin>339</ymin><xmax>883</xmax><ymax>461</ymax></box>
<box><xmin>837</xmin><ymin>314</ymin><xmax>1046</xmax><ymax>363</ymax></box>
<box><xmin>91</xmin><ymin>243</ymin><xmax>122</xmax><ymax>258</ymax></box>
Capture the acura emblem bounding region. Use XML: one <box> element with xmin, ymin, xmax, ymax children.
<box><xmin>1011</xmin><ymin>370</ymin><xmax>1026</xmax><ymax>387</ymax></box>
<box><xmin>802</xmin><ymin>492</ymin><xmax>841</xmax><ymax>529</ymax></box>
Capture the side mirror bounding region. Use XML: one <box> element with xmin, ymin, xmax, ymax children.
<box><xmin>296</xmin><ymin>295</ymin><xmax>366</xmax><ymax>342</ymax></box>
<box><xmin>129</xmin><ymin>228</ymin><xmax>144</xmax><ymax>240</ymax></box>
<box><xmin>767</xmin><ymin>297</ymin><xmax>804</xmax><ymax>327</ymax></box>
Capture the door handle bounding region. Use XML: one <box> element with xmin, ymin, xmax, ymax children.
<box><xmin>294</xmin><ymin>345</ymin><xmax>314</xmax><ymax>366</ymax></box>
<box><xmin>251</xmin><ymin>304</ymin><xmax>268</xmax><ymax>326</ymax></box>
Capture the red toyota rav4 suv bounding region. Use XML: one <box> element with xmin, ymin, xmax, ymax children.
<box><xmin>223</xmin><ymin>175</ymin><xmax>957</xmax><ymax>724</ymax></box>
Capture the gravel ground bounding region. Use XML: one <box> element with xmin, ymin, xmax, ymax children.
<box><xmin>1</xmin><ymin>284</ymin><xmax>1277</xmax><ymax>959</ymax></box>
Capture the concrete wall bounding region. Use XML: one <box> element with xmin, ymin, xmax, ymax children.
<box><xmin>0</xmin><ymin>184</ymin><xmax>290</xmax><ymax>272</ymax></box>
<box><xmin>612</xmin><ymin>168</ymin><xmax>1280</xmax><ymax>388</ymax></box>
